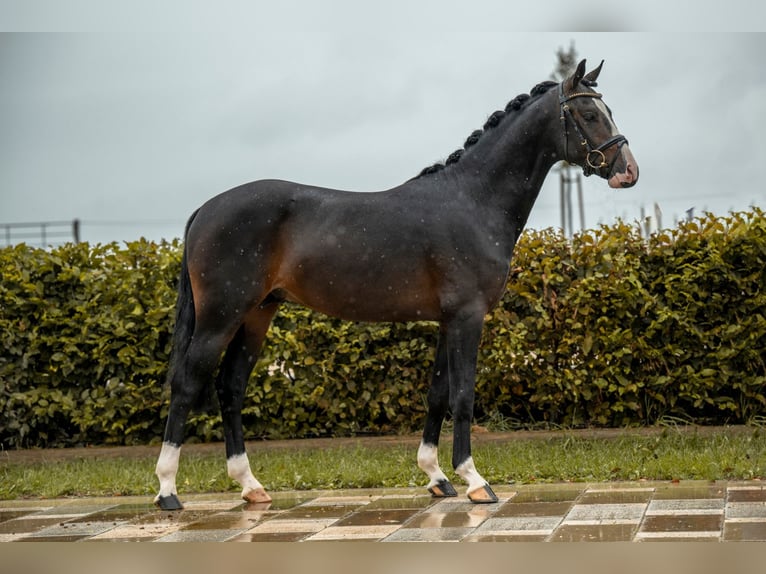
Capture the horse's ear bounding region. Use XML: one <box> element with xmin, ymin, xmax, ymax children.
<box><xmin>566</xmin><ymin>59</ymin><xmax>587</xmax><ymax>93</ymax></box>
<box><xmin>583</xmin><ymin>60</ymin><xmax>604</xmax><ymax>87</ymax></box>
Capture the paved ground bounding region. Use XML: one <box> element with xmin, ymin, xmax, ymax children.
<box><xmin>2</xmin><ymin>480</ymin><xmax>766</xmax><ymax>542</ymax></box>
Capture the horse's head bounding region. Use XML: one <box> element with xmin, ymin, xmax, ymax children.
<box><xmin>558</xmin><ymin>59</ymin><xmax>638</xmax><ymax>189</ymax></box>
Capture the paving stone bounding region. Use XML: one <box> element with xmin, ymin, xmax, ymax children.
<box><xmin>302</xmin><ymin>495</ymin><xmax>376</xmax><ymax>506</ymax></box>
<box><xmin>726</xmin><ymin>502</ymin><xmax>766</xmax><ymax>519</ymax></box>
<box><xmin>646</xmin><ymin>498</ymin><xmax>724</xmax><ymax>514</ymax></box>
<box><xmin>68</xmin><ymin>504</ymin><xmax>154</xmax><ymax>523</ymax></box>
<box><xmin>333</xmin><ymin>509</ymin><xmax>419</xmax><ymax>526</ymax></box>
<box><xmin>565</xmin><ymin>503</ymin><xmax>646</xmax><ymax>522</ymax></box>
<box><xmin>653</xmin><ymin>484</ymin><xmax>726</xmax><ymax>500</ymax></box>
<box><xmin>507</xmin><ymin>487</ymin><xmax>583</xmax><ymax>504</ymax></box>
<box><xmin>425</xmin><ymin>499</ymin><xmax>506</xmax><ymax>513</ymax></box>
<box><xmin>635</xmin><ymin>532</ymin><xmax>721</xmax><ymax>541</ymax></box>
<box><xmin>364</xmin><ymin>496</ymin><xmax>436</xmax><ymax>510</ymax></box>
<box><xmin>0</xmin><ymin>534</ymin><xmax>24</xmax><ymax>542</ymax></box>
<box><xmin>244</xmin><ymin>518</ymin><xmax>338</xmax><ymax>534</ymax></box>
<box><xmin>723</xmin><ymin>521</ymin><xmax>766</xmax><ymax>541</ymax></box>
<box><xmin>36</xmin><ymin>504</ymin><xmax>117</xmax><ymax>516</ymax></box>
<box><xmin>476</xmin><ymin>516</ymin><xmax>562</xmax><ymax>533</ymax></box>
<box><xmin>181</xmin><ymin>510</ymin><xmax>275</xmax><ymax>530</ymax></box>
<box><xmin>24</xmin><ymin>521</ymin><xmax>119</xmax><ymax>538</ymax></box>
<box><xmin>156</xmin><ymin>529</ymin><xmax>244</xmax><ymax>542</ymax></box>
<box><xmin>727</xmin><ymin>488</ymin><xmax>766</xmax><ymax>502</ymax></box>
<box><xmin>229</xmin><ymin>531</ymin><xmax>310</xmax><ymax>542</ymax></box>
<box><xmin>181</xmin><ymin>500</ymin><xmax>244</xmax><ymax>511</ymax></box>
<box><xmin>305</xmin><ymin>524</ymin><xmax>401</xmax><ymax>541</ymax></box>
<box><xmin>89</xmin><ymin>522</ymin><xmax>183</xmax><ymax>540</ymax></box>
<box><xmin>404</xmin><ymin>509</ymin><xmax>490</xmax><ymax>529</ymax></box>
<box><xmin>641</xmin><ymin>514</ymin><xmax>722</xmax><ymax>533</ymax></box>
<box><xmin>383</xmin><ymin>526</ymin><xmax>473</xmax><ymax>542</ymax></box>
<box><xmin>551</xmin><ymin>523</ymin><xmax>638</xmax><ymax>542</ymax></box>
<box><xmin>463</xmin><ymin>533</ymin><xmax>548</xmax><ymax>542</ymax></box>
<box><xmin>578</xmin><ymin>489</ymin><xmax>654</xmax><ymax>504</ymax></box>
<box><xmin>279</xmin><ymin>505</ymin><xmax>360</xmax><ymax>520</ymax></box>
<box><xmin>0</xmin><ymin>516</ymin><xmax>71</xmax><ymax>535</ymax></box>
<box><xmin>0</xmin><ymin>510</ymin><xmax>38</xmax><ymax>523</ymax></box>
<box><xmin>494</xmin><ymin>501</ymin><xmax>572</xmax><ymax>517</ymax></box>
<box><xmin>17</xmin><ymin>534</ymin><xmax>90</xmax><ymax>542</ymax></box>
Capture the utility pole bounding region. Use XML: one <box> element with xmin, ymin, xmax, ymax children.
<box><xmin>551</xmin><ymin>41</ymin><xmax>584</xmax><ymax>238</ymax></box>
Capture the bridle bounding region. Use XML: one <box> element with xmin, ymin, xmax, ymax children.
<box><xmin>559</xmin><ymin>83</ymin><xmax>629</xmax><ymax>177</ymax></box>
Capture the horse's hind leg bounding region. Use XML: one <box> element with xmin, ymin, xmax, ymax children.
<box><xmin>216</xmin><ymin>304</ymin><xmax>279</xmax><ymax>504</ymax></box>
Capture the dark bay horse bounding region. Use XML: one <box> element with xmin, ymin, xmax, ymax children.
<box><xmin>154</xmin><ymin>59</ymin><xmax>638</xmax><ymax>510</ymax></box>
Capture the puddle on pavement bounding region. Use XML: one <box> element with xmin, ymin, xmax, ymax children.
<box><xmin>68</xmin><ymin>504</ymin><xmax>153</xmax><ymax>523</ymax></box>
<box><xmin>334</xmin><ymin>509</ymin><xmax>419</xmax><ymax>527</ymax></box>
<box><xmin>405</xmin><ymin>508</ymin><xmax>491</xmax><ymax>529</ymax></box>
<box><xmin>0</xmin><ymin>510</ymin><xmax>38</xmax><ymax>523</ymax></box>
<box><xmin>0</xmin><ymin>517</ymin><xmax>67</xmax><ymax>535</ymax></box>
<box><xmin>182</xmin><ymin>511</ymin><xmax>275</xmax><ymax>531</ymax></box>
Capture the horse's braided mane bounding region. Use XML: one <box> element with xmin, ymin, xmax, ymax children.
<box><xmin>413</xmin><ymin>80</ymin><xmax>559</xmax><ymax>179</ymax></box>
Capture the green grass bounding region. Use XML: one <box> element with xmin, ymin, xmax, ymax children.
<box><xmin>1</xmin><ymin>427</ymin><xmax>765</xmax><ymax>500</ymax></box>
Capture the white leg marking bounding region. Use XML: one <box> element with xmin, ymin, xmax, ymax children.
<box><xmin>227</xmin><ymin>453</ymin><xmax>267</xmax><ymax>501</ymax></box>
<box><xmin>455</xmin><ymin>456</ymin><xmax>488</xmax><ymax>494</ymax></box>
<box><xmin>417</xmin><ymin>442</ymin><xmax>449</xmax><ymax>488</ymax></box>
<box><xmin>154</xmin><ymin>442</ymin><xmax>181</xmax><ymax>501</ymax></box>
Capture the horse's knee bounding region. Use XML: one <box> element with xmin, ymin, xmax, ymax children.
<box><xmin>449</xmin><ymin>394</ymin><xmax>474</xmax><ymax>423</ymax></box>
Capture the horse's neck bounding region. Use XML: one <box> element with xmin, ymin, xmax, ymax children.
<box><xmin>453</xmin><ymin>93</ymin><xmax>560</xmax><ymax>231</ymax></box>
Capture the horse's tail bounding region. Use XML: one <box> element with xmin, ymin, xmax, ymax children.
<box><xmin>166</xmin><ymin>208</ymin><xmax>214</xmax><ymax>411</ymax></box>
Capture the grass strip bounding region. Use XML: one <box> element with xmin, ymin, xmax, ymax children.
<box><xmin>1</xmin><ymin>427</ymin><xmax>764</xmax><ymax>500</ymax></box>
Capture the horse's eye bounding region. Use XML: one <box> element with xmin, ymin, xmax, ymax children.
<box><xmin>582</xmin><ymin>111</ymin><xmax>598</xmax><ymax>122</ymax></box>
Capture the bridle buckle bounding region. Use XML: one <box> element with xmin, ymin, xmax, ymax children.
<box><xmin>586</xmin><ymin>149</ymin><xmax>607</xmax><ymax>170</ymax></box>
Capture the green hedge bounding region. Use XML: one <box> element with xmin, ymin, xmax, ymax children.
<box><xmin>2</xmin><ymin>210</ymin><xmax>765</xmax><ymax>448</ymax></box>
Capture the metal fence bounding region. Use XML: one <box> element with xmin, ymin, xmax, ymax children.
<box><xmin>1</xmin><ymin>219</ymin><xmax>80</xmax><ymax>247</ymax></box>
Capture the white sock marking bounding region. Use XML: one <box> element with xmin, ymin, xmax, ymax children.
<box><xmin>417</xmin><ymin>442</ymin><xmax>449</xmax><ymax>488</ymax></box>
<box><xmin>455</xmin><ymin>456</ymin><xmax>488</xmax><ymax>493</ymax></box>
<box><xmin>155</xmin><ymin>442</ymin><xmax>181</xmax><ymax>500</ymax></box>
<box><xmin>227</xmin><ymin>453</ymin><xmax>265</xmax><ymax>498</ymax></box>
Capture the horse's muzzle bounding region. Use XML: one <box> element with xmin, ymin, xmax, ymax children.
<box><xmin>608</xmin><ymin>145</ymin><xmax>639</xmax><ymax>189</ymax></box>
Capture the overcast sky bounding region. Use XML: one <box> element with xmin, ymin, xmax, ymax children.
<box><xmin>2</xmin><ymin>1</ymin><xmax>765</xmax><ymax>245</ymax></box>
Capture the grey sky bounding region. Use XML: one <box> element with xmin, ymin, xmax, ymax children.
<box><xmin>1</xmin><ymin>2</ymin><xmax>765</xmax><ymax>245</ymax></box>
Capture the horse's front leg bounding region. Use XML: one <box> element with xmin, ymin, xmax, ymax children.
<box><xmin>418</xmin><ymin>329</ymin><xmax>457</xmax><ymax>498</ymax></box>
<box><xmin>446</xmin><ymin>310</ymin><xmax>498</xmax><ymax>504</ymax></box>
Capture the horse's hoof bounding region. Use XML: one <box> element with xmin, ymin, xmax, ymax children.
<box><xmin>428</xmin><ymin>479</ymin><xmax>458</xmax><ymax>498</ymax></box>
<box><xmin>243</xmin><ymin>487</ymin><xmax>272</xmax><ymax>504</ymax></box>
<box><xmin>467</xmin><ymin>483</ymin><xmax>498</xmax><ymax>504</ymax></box>
<box><xmin>154</xmin><ymin>494</ymin><xmax>184</xmax><ymax>511</ymax></box>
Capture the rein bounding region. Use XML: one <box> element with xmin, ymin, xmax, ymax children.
<box><xmin>558</xmin><ymin>84</ymin><xmax>628</xmax><ymax>177</ymax></box>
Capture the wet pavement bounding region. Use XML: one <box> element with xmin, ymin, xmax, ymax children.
<box><xmin>1</xmin><ymin>480</ymin><xmax>766</xmax><ymax>542</ymax></box>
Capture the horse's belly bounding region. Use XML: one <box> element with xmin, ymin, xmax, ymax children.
<box><xmin>279</xmin><ymin>265</ymin><xmax>441</xmax><ymax>323</ymax></box>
